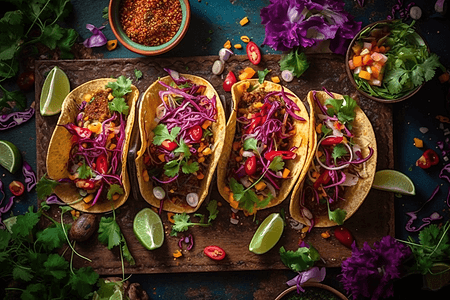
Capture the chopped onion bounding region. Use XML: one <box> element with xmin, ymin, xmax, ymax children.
<box><xmin>242</xmin><ymin>151</ymin><xmax>254</xmax><ymax>158</ymax></box>
<box><xmin>212</xmin><ymin>60</ymin><xmax>224</xmax><ymax>75</ymax></box>
<box><xmin>219</xmin><ymin>48</ymin><xmax>233</xmax><ymax>61</ymax></box>
<box><xmin>153</xmin><ymin>186</ymin><xmax>166</xmax><ymax>200</ymax></box>
<box><xmin>264</xmin><ymin>180</ymin><xmax>277</xmax><ymax>197</ymax></box>
<box><xmin>281</xmin><ymin>70</ymin><xmax>294</xmax><ymax>82</ymax></box>
<box><xmin>315</xmin><ymin>137</ymin><xmax>353</xmax><ymax>171</ymax></box>
<box><xmin>186</xmin><ymin>192</ymin><xmax>199</xmax><ymax>207</ymax></box>
<box><xmin>340</xmin><ymin>172</ymin><xmax>359</xmax><ymax>186</ymax></box>
<box><xmin>156</xmin><ymin>105</ymin><xmax>166</xmax><ymax>120</ymax></box>
<box><xmin>240</xmin><ymin>177</ymin><xmax>252</xmax><ymax>188</ymax></box>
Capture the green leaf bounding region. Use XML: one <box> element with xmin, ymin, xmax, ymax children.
<box><xmin>11</xmin><ymin>206</ymin><xmax>40</xmax><ymax>239</ymax></box>
<box><xmin>102</xmin><ymin>6</ymin><xmax>109</xmax><ymax>20</ymax></box>
<box><xmin>164</xmin><ymin>160</ymin><xmax>181</xmax><ymax>177</ymax></box>
<box><xmin>36</xmin><ymin>223</ymin><xmax>68</xmax><ymax>251</ymax></box>
<box><xmin>207</xmin><ymin>200</ymin><xmax>219</xmax><ymax>223</ymax></box>
<box><xmin>326</xmin><ymin>199</ymin><xmax>347</xmax><ymax>225</ymax></box>
<box><xmin>39</xmin><ymin>23</ymin><xmax>64</xmax><ymax>49</ymax></box>
<box><xmin>268</xmin><ymin>155</ymin><xmax>284</xmax><ymax>172</ymax></box>
<box><xmin>36</xmin><ymin>175</ymin><xmax>59</xmax><ymax>201</ymax></box>
<box><xmin>171</xmin><ymin>213</ymin><xmax>191</xmax><ymax>233</ymax></box>
<box><xmin>121</xmin><ymin>235</ymin><xmax>135</xmax><ymax>265</ymax></box>
<box><xmin>21</xmin><ymin>283</ymin><xmax>45</xmax><ymax>300</ymax></box>
<box><xmin>229</xmin><ymin>177</ymin><xmax>245</xmax><ymax>201</ymax></box>
<box><xmin>153</xmin><ymin>124</ymin><xmax>181</xmax><ymax>145</ymax></box>
<box><xmin>324</xmin><ymin>95</ymin><xmax>357</xmax><ymax>125</ymax></box>
<box><xmin>279</xmin><ymin>245</ymin><xmax>320</xmax><ymax>272</ymax></box>
<box><xmin>181</xmin><ymin>161</ymin><xmax>199</xmax><ymax>174</ymax></box>
<box><xmin>108</xmin><ymin>97</ymin><xmax>129</xmax><ymax>115</ymax></box>
<box><xmin>77</xmin><ymin>160</ymin><xmax>94</xmax><ymax>179</ymax></box>
<box><xmin>134</xmin><ymin>68</ymin><xmax>143</xmax><ymax>80</ymax></box>
<box><xmin>43</xmin><ymin>253</ymin><xmax>69</xmax><ymax>280</ymax></box>
<box><xmin>98</xmin><ymin>216</ymin><xmax>122</xmax><ymax>249</ymax></box>
<box><xmin>0</xmin><ymin>87</ymin><xmax>27</xmax><ymax>111</ymax></box>
<box><xmin>331</xmin><ymin>143</ymin><xmax>348</xmax><ymax>164</ymax></box>
<box><xmin>257</xmin><ymin>68</ymin><xmax>271</xmax><ymax>84</ymax></box>
<box><xmin>107</xmin><ymin>184</ymin><xmax>124</xmax><ymax>200</ymax></box>
<box><xmin>321</xmin><ymin>124</ymin><xmax>332</xmax><ymax>136</ymax></box>
<box><xmin>106</xmin><ymin>76</ymin><xmax>132</xmax><ymax>98</ymax></box>
<box><xmin>243</xmin><ymin>138</ymin><xmax>258</xmax><ymax>151</ymax></box>
<box><xmin>279</xmin><ymin>49</ymin><xmax>309</xmax><ymax>77</ymax></box>
<box><xmin>68</xmin><ymin>267</ymin><xmax>99</xmax><ymax>297</ymax></box>
<box><xmin>174</xmin><ymin>139</ymin><xmax>191</xmax><ymax>158</ymax></box>
<box><xmin>13</xmin><ymin>265</ymin><xmax>34</xmax><ymax>281</ymax></box>
<box><xmin>0</xmin><ymin>228</ymin><xmax>11</xmax><ymax>250</ymax></box>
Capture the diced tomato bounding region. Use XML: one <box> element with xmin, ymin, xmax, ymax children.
<box><xmin>348</xmin><ymin>60</ymin><xmax>355</xmax><ymax>70</ymax></box>
<box><xmin>362</xmin><ymin>54</ymin><xmax>373</xmax><ymax>66</ymax></box>
<box><xmin>188</xmin><ymin>125</ymin><xmax>203</xmax><ymax>143</ymax></box>
<box><xmin>223</xmin><ymin>71</ymin><xmax>237</xmax><ymax>92</ymax></box>
<box><xmin>161</xmin><ymin>140</ymin><xmax>177</xmax><ymax>151</ymax></box>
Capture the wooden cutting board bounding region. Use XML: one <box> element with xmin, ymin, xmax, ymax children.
<box><xmin>35</xmin><ymin>54</ymin><xmax>394</xmax><ymax>275</ymax></box>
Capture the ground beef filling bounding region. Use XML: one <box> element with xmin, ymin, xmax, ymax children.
<box><xmin>84</xmin><ymin>89</ymin><xmax>111</xmax><ymax>122</ymax></box>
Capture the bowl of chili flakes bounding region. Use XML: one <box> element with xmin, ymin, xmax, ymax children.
<box><xmin>109</xmin><ymin>0</ymin><xmax>191</xmax><ymax>56</ymax></box>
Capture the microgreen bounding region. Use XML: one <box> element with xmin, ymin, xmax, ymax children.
<box><xmin>279</xmin><ymin>244</ymin><xmax>320</xmax><ymax>272</ymax></box>
<box><xmin>170</xmin><ymin>200</ymin><xmax>219</xmax><ymax>236</ymax></box>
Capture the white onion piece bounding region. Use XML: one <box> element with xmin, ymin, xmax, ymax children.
<box><xmin>242</xmin><ymin>151</ymin><xmax>254</xmax><ymax>158</ymax></box>
<box><xmin>264</xmin><ymin>180</ymin><xmax>277</xmax><ymax>197</ymax></box>
<box><xmin>186</xmin><ymin>193</ymin><xmax>199</xmax><ymax>207</ymax></box>
<box><xmin>156</xmin><ymin>105</ymin><xmax>166</xmax><ymax>119</ymax></box>
<box><xmin>302</xmin><ymin>207</ymin><xmax>313</xmax><ymax>220</ymax></box>
<box><xmin>340</xmin><ymin>172</ymin><xmax>359</xmax><ymax>186</ymax></box>
<box><xmin>324</xmin><ymin>119</ymin><xmax>343</xmax><ymax>137</ymax></box>
<box><xmin>281</xmin><ymin>70</ymin><xmax>294</xmax><ymax>82</ymax></box>
<box><xmin>219</xmin><ymin>48</ymin><xmax>233</xmax><ymax>61</ymax></box>
<box><xmin>212</xmin><ymin>60</ymin><xmax>225</xmax><ymax>75</ymax></box>
<box><xmin>315</xmin><ymin>136</ymin><xmax>353</xmax><ymax>171</ymax></box>
<box><xmin>153</xmin><ymin>187</ymin><xmax>166</xmax><ymax>200</ymax></box>
<box><xmin>240</xmin><ymin>177</ymin><xmax>252</xmax><ymax>188</ymax></box>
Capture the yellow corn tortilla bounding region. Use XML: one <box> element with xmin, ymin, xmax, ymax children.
<box><xmin>46</xmin><ymin>78</ymin><xmax>139</xmax><ymax>213</ymax></box>
<box><xmin>135</xmin><ymin>74</ymin><xmax>226</xmax><ymax>213</ymax></box>
<box><xmin>217</xmin><ymin>79</ymin><xmax>312</xmax><ymax>212</ymax></box>
<box><xmin>289</xmin><ymin>91</ymin><xmax>377</xmax><ymax>227</ymax></box>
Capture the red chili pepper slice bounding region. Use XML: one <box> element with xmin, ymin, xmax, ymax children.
<box><xmin>9</xmin><ymin>180</ymin><xmax>25</xmax><ymax>196</ymax></box>
<box><xmin>223</xmin><ymin>71</ymin><xmax>237</xmax><ymax>92</ymax></box>
<box><xmin>161</xmin><ymin>140</ymin><xmax>177</xmax><ymax>151</ymax></box>
<box><xmin>334</xmin><ymin>226</ymin><xmax>354</xmax><ymax>248</ymax></box>
<box><xmin>264</xmin><ymin>150</ymin><xmax>296</xmax><ymax>161</ymax></box>
<box><xmin>246</xmin><ymin>116</ymin><xmax>261</xmax><ymax>134</ymax></box>
<box><xmin>313</xmin><ymin>170</ymin><xmax>331</xmax><ymax>189</ymax></box>
<box><xmin>416</xmin><ymin>149</ymin><xmax>439</xmax><ymax>169</ymax></box>
<box><xmin>246</xmin><ymin>41</ymin><xmax>261</xmax><ymax>65</ymax></box>
<box><xmin>188</xmin><ymin>125</ymin><xmax>203</xmax><ymax>143</ymax></box>
<box><xmin>204</xmin><ymin>245</ymin><xmax>226</xmax><ymax>260</ymax></box>
<box><xmin>321</xmin><ymin>136</ymin><xmax>344</xmax><ymax>146</ymax></box>
<box><xmin>70</xmin><ymin>124</ymin><xmax>92</xmax><ymax>139</ymax></box>
<box><xmin>95</xmin><ymin>154</ymin><xmax>108</xmax><ymax>174</ymax></box>
<box><xmin>244</xmin><ymin>155</ymin><xmax>257</xmax><ymax>176</ymax></box>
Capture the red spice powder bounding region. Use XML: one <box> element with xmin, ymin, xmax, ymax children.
<box><xmin>120</xmin><ymin>0</ymin><xmax>183</xmax><ymax>47</ymax></box>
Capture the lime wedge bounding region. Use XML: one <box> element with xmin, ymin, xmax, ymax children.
<box><xmin>109</xmin><ymin>290</ymin><xmax>123</xmax><ymax>300</ymax></box>
<box><xmin>3</xmin><ymin>216</ymin><xmax>17</xmax><ymax>234</ymax></box>
<box><xmin>0</xmin><ymin>140</ymin><xmax>22</xmax><ymax>174</ymax></box>
<box><xmin>249</xmin><ymin>213</ymin><xmax>284</xmax><ymax>254</ymax></box>
<box><xmin>40</xmin><ymin>66</ymin><xmax>70</xmax><ymax>116</ymax></box>
<box><xmin>133</xmin><ymin>208</ymin><xmax>164</xmax><ymax>250</ymax></box>
<box><xmin>372</xmin><ymin>169</ymin><xmax>416</xmax><ymax>196</ymax></box>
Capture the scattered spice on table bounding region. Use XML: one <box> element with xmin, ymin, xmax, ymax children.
<box><xmin>120</xmin><ymin>0</ymin><xmax>182</xmax><ymax>46</ymax></box>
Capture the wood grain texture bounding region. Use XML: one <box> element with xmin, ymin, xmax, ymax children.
<box><xmin>35</xmin><ymin>54</ymin><xmax>394</xmax><ymax>275</ymax></box>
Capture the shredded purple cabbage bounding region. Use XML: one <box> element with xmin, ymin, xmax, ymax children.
<box><xmin>46</xmin><ymin>194</ymin><xmax>66</xmax><ymax>206</ymax></box>
<box><xmin>405</xmin><ymin>185</ymin><xmax>442</xmax><ymax>232</ymax></box>
<box><xmin>0</xmin><ymin>187</ymin><xmax>14</xmax><ymax>229</ymax></box>
<box><xmin>83</xmin><ymin>24</ymin><xmax>107</xmax><ymax>48</ymax></box>
<box><xmin>286</xmin><ymin>267</ymin><xmax>326</xmax><ymax>293</ymax></box>
<box><xmin>0</xmin><ymin>107</ymin><xmax>35</xmax><ymax>131</ymax></box>
<box><xmin>22</xmin><ymin>161</ymin><xmax>37</xmax><ymax>192</ymax></box>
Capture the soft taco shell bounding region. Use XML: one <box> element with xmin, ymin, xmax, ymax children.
<box><xmin>135</xmin><ymin>74</ymin><xmax>226</xmax><ymax>213</ymax></box>
<box><xmin>217</xmin><ymin>79</ymin><xmax>312</xmax><ymax>211</ymax></box>
<box><xmin>46</xmin><ymin>78</ymin><xmax>139</xmax><ymax>213</ymax></box>
<box><xmin>289</xmin><ymin>91</ymin><xmax>377</xmax><ymax>227</ymax></box>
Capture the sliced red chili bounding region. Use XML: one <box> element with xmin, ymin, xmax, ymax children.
<box><xmin>334</xmin><ymin>226</ymin><xmax>354</xmax><ymax>248</ymax></box>
<box><xmin>204</xmin><ymin>245</ymin><xmax>226</xmax><ymax>260</ymax></box>
<box><xmin>188</xmin><ymin>125</ymin><xmax>203</xmax><ymax>143</ymax></box>
<box><xmin>264</xmin><ymin>150</ymin><xmax>296</xmax><ymax>161</ymax></box>
<box><xmin>223</xmin><ymin>71</ymin><xmax>237</xmax><ymax>92</ymax></box>
<box><xmin>244</xmin><ymin>155</ymin><xmax>257</xmax><ymax>176</ymax></box>
<box><xmin>416</xmin><ymin>149</ymin><xmax>439</xmax><ymax>169</ymax></box>
<box><xmin>9</xmin><ymin>180</ymin><xmax>25</xmax><ymax>196</ymax></box>
<box><xmin>70</xmin><ymin>124</ymin><xmax>92</xmax><ymax>139</ymax></box>
<box><xmin>321</xmin><ymin>136</ymin><xmax>343</xmax><ymax>146</ymax></box>
<box><xmin>246</xmin><ymin>41</ymin><xmax>261</xmax><ymax>65</ymax></box>
<box><xmin>246</xmin><ymin>116</ymin><xmax>261</xmax><ymax>134</ymax></box>
<box><xmin>95</xmin><ymin>154</ymin><xmax>108</xmax><ymax>174</ymax></box>
<box><xmin>161</xmin><ymin>140</ymin><xmax>177</xmax><ymax>151</ymax></box>
<box><xmin>313</xmin><ymin>170</ymin><xmax>331</xmax><ymax>189</ymax></box>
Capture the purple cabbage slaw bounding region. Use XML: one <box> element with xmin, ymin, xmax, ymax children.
<box><xmin>0</xmin><ymin>106</ymin><xmax>35</xmax><ymax>131</ymax></box>
<box><xmin>146</xmin><ymin>69</ymin><xmax>218</xmax><ymax>183</ymax></box>
<box><xmin>0</xmin><ymin>179</ymin><xmax>14</xmax><ymax>229</ymax></box>
<box><xmin>231</xmin><ymin>87</ymin><xmax>305</xmax><ymax>196</ymax></box>
<box><xmin>299</xmin><ymin>88</ymin><xmax>374</xmax><ymax>227</ymax></box>
<box><xmin>22</xmin><ymin>161</ymin><xmax>37</xmax><ymax>192</ymax></box>
<box><xmin>83</xmin><ymin>24</ymin><xmax>107</xmax><ymax>48</ymax></box>
<box><xmin>61</xmin><ymin>93</ymin><xmax>127</xmax><ymax>206</ymax></box>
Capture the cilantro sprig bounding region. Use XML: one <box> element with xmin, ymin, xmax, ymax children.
<box><xmin>170</xmin><ymin>200</ymin><xmax>219</xmax><ymax>236</ymax></box>
<box><xmin>324</xmin><ymin>95</ymin><xmax>357</xmax><ymax>126</ymax></box>
<box><xmin>279</xmin><ymin>49</ymin><xmax>309</xmax><ymax>78</ymax></box>
<box><xmin>279</xmin><ymin>245</ymin><xmax>321</xmax><ymax>272</ymax></box>
<box><xmin>105</xmin><ymin>76</ymin><xmax>132</xmax><ymax>115</ymax></box>
<box><xmin>326</xmin><ymin>196</ymin><xmax>347</xmax><ymax>225</ymax></box>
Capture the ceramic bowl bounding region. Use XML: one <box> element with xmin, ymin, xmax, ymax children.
<box><xmin>275</xmin><ymin>283</ymin><xmax>348</xmax><ymax>300</ymax></box>
<box><xmin>345</xmin><ymin>20</ymin><xmax>428</xmax><ymax>103</ymax></box>
<box><xmin>109</xmin><ymin>0</ymin><xmax>191</xmax><ymax>56</ymax></box>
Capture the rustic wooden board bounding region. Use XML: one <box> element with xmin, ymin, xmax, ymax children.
<box><xmin>35</xmin><ymin>54</ymin><xmax>394</xmax><ymax>275</ymax></box>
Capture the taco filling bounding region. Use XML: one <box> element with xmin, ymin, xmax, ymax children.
<box><xmin>226</xmin><ymin>82</ymin><xmax>307</xmax><ymax>214</ymax></box>
<box><xmin>300</xmin><ymin>89</ymin><xmax>374</xmax><ymax>228</ymax></box>
<box><xmin>141</xmin><ymin>70</ymin><xmax>218</xmax><ymax>209</ymax></box>
<box><xmin>60</xmin><ymin>76</ymin><xmax>133</xmax><ymax>206</ymax></box>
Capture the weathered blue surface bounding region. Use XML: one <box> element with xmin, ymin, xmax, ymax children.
<box><xmin>1</xmin><ymin>0</ymin><xmax>450</xmax><ymax>298</ymax></box>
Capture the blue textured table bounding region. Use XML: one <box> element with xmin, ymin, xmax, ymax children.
<box><xmin>2</xmin><ymin>0</ymin><xmax>450</xmax><ymax>299</ymax></box>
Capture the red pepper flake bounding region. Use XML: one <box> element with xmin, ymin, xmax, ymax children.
<box><xmin>119</xmin><ymin>0</ymin><xmax>183</xmax><ymax>47</ymax></box>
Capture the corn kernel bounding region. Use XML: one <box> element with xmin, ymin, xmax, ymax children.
<box><xmin>271</xmin><ymin>76</ymin><xmax>280</xmax><ymax>83</ymax></box>
<box><xmin>84</xmin><ymin>94</ymin><xmax>92</xmax><ymax>102</ymax></box>
<box><xmin>239</xmin><ymin>16</ymin><xmax>249</xmax><ymax>26</ymax></box>
<box><xmin>414</xmin><ymin>138</ymin><xmax>423</xmax><ymax>148</ymax></box>
<box><xmin>202</xmin><ymin>147</ymin><xmax>212</xmax><ymax>156</ymax></box>
<box><xmin>321</xmin><ymin>231</ymin><xmax>331</xmax><ymax>239</ymax></box>
<box><xmin>234</xmin><ymin>44</ymin><xmax>242</xmax><ymax>49</ymax></box>
<box><xmin>224</xmin><ymin>40</ymin><xmax>231</xmax><ymax>49</ymax></box>
<box><xmin>240</xmin><ymin>36</ymin><xmax>250</xmax><ymax>43</ymax></box>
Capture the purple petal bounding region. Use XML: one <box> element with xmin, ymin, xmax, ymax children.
<box><xmin>83</xmin><ymin>24</ymin><xmax>107</xmax><ymax>48</ymax></box>
<box><xmin>46</xmin><ymin>195</ymin><xmax>66</xmax><ymax>206</ymax></box>
<box><xmin>0</xmin><ymin>196</ymin><xmax>14</xmax><ymax>213</ymax></box>
<box><xmin>22</xmin><ymin>161</ymin><xmax>37</xmax><ymax>192</ymax></box>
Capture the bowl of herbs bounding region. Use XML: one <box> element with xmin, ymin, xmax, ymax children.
<box><xmin>345</xmin><ymin>20</ymin><xmax>441</xmax><ymax>103</ymax></box>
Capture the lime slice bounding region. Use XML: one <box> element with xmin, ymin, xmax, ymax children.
<box><xmin>372</xmin><ymin>169</ymin><xmax>416</xmax><ymax>196</ymax></box>
<box><xmin>109</xmin><ymin>290</ymin><xmax>123</xmax><ymax>300</ymax></box>
<box><xmin>133</xmin><ymin>208</ymin><xmax>164</xmax><ymax>250</ymax></box>
<box><xmin>3</xmin><ymin>216</ymin><xmax>17</xmax><ymax>234</ymax></box>
<box><xmin>0</xmin><ymin>140</ymin><xmax>22</xmax><ymax>174</ymax></box>
<box><xmin>249</xmin><ymin>213</ymin><xmax>284</xmax><ymax>254</ymax></box>
<box><xmin>40</xmin><ymin>66</ymin><xmax>70</xmax><ymax>116</ymax></box>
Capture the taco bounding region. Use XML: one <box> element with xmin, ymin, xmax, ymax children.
<box><xmin>135</xmin><ymin>69</ymin><xmax>225</xmax><ymax>213</ymax></box>
<box><xmin>217</xmin><ymin>79</ymin><xmax>312</xmax><ymax>215</ymax></box>
<box><xmin>46</xmin><ymin>76</ymin><xmax>139</xmax><ymax>213</ymax></box>
<box><xmin>289</xmin><ymin>90</ymin><xmax>377</xmax><ymax>228</ymax></box>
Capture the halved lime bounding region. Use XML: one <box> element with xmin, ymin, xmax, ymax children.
<box><xmin>133</xmin><ymin>208</ymin><xmax>164</xmax><ymax>250</ymax></box>
<box><xmin>249</xmin><ymin>213</ymin><xmax>284</xmax><ymax>254</ymax></box>
<box><xmin>3</xmin><ymin>216</ymin><xmax>17</xmax><ymax>234</ymax></box>
<box><xmin>0</xmin><ymin>140</ymin><xmax>22</xmax><ymax>174</ymax></box>
<box><xmin>40</xmin><ymin>66</ymin><xmax>70</xmax><ymax>116</ymax></box>
<box><xmin>109</xmin><ymin>290</ymin><xmax>123</xmax><ymax>300</ymax></box>
<box><xmin>372</xmin><ymin>169</ymin><xmax>416</xmax><ymax>196</ymax></box>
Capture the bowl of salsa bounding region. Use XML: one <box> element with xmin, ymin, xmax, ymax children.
<box><xmin>345</xmin><ymin>19</ymin><xmax>436</xmax><ymax>103</ymax></box>
<box><xmin>109</xmin><ymin>0</ymin><xmax>190</xmax><ymax>56</ymax></box>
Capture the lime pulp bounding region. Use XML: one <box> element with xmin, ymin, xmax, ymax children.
<box><xmin>0</xmin><ymin>140</ymin><xmax>22</xmax><ymax>174</ymax></box>
<box><xmin>133</xmin><ymin>208</ymin><xmax>164</xmax><ymax>250</ymax></box>
<box><xmin>40</xmin><ymin>66</ymin><xmax>70</xmax><ymax>116</ymax></box>
<box><xmin>372</xmin><ymin>169</ymin><xmax>416</xmax><ymax>196</ymax></box>
<box><xmin>249</xmin><ymin>213</ymin><xmax>284</xmax><ymax>254</ymax></box>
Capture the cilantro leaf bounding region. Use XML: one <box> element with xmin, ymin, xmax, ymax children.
<box><xmin>98</xmin><ymin>216</ymin><xmax>122</xmax><ymax>250</ymax></box>
<box><xmin>257</xmin><ymin>68</ymin><xmax>271</xmax><ymax>83</ymax></box>
<box><xmin>269</xmin><ymin>155</ymin><xmax>285</xmax><ymax>172</ymax></box>
<box><xmin>321</xmin><ymin>124</ymin><xmax>332</xmax><ymax>136</ymax></box>
<box><xmin>68</xmin><ymin>267</ymin><xmax>100</xmax><ymax>298</ymax></box>
<box><xmin>43</xmin><ymin>253</ymin><xmax>69</xmax><ymax>280</ymax></box>
<box><xmin>106</xmin><ymin>76</ymin><xmax>132</xmax><ymax>98</ymax></box>
<box><xmin>121</xmin><ymin>235</ymin><xmax>135</xmax><ymax>265</ymax></box>
<box><xmin>36</xmin><ymin>223</ymin><xmax>68</xmax><ymax>251</ymax></box>
<box><xmin>324</xmin><ymin>95</ymin><xmax>357</xmax><ymax>125</ymax></box>
<box><xmin>11</xmin><ymin>206</ymin><xmax>40</xmax><ymax>239</ymax></box>
<box><xmin>229</xmin><ymin>177</ymin><xmax>245</xmax><ymax>201</ymax></box>
<box><xmin>0</xmin><ymin>86</ymin><xmax>27</xmax><ymax>111</ymax></box>
<box><xmin>153</xmin><ymin>124</ymin><xmax>180</xmax><ymax>145</ymax></box>
<box><xmin>332</xmin><ymin>143</ymin><xmax>348</xmax><ymax>165</ymax></box>
<box><xmin>207</xmin><ymin>200</ymin><xmax>219</xmax><ymax>223</ymax></box>
<box><xmin>77</xmin><ymin>160</ymin><xmax>94</xmax><ymax>179</ymax></box>
<box><xmin>164</xmin><ymin>160</ymin><xmax>181</xmax><ymax>177</ymax></box>
<box><xmin>181</xmin><ymin>161</ymin><xmax>199</xmax><ymax>174</ymax></box>
<box><xmin>170</xmin><ymin>203</ymin><xmax>217</xmax><ymax>236</ymax></box>
<box><xmin>107</xmin><ymin>184</ymin><xmax>124</xmax><ymax>200</ymax></box>
<box><xmin>174</xmin><ymin>139</ymin><xmax>191</xmax><ymax>158</ymax></box>
<box><xmin>134</xmin><ymin>68</ymin><xmax>143</xmax><ymax>80</ymax></box>
<box><xmin>243</xmin><ymin>138</ymin><xmax>258</xmax><ymax>151</ymax></box>
<box><xmin>36</xmin><ymin>175</ymin><xmax>59</xmax><ymax>201</ymax></box>
<box><xmin>326</xmin><ymin>199</ymin><xmax>347</xmax><ymax>225</ymax></box>
<box><xmin>108</xmin><ymin>97</ymin><xmax>129</xmax><ymax>115</ymax></box>
<box><xmin>279</xmin><ymin>49</ymin><xmax>309</xmax><ymax>77</ymax></box>
<box><xmin>102</xmin><ymin>6</ymin><xmax>109</xmax><ymax>20</ymax></box>
<box><xmin>279</xmin><ymin>245</ymin><xmax>320</xmax><ymax>272</ymax></box>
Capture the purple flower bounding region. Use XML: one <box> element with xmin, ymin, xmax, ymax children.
<box><xmin>260</xmin><ymin>0</ymin><xmax>361</xmax><ymax>54</ymax></box>
<box><xmin>287</xmin><ymin>267</ymin><xmax>326</xmax><ymax>293</ymax></box>
<box><xmin>83</xmin><ymin>24</ymin><xmax>107</xmax><ymax>48</ymax></box>
<box><xmin>340</xmin><ymin>236</ymin><xmax>412</xmax><ymax>300</ymax></box>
